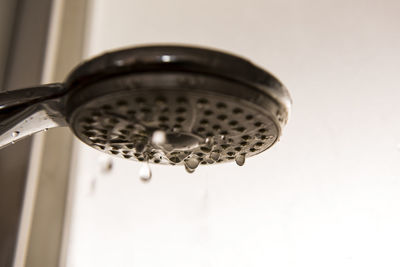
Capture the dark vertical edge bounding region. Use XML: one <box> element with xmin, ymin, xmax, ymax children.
<box><xmin>0</xmin><ymin>0</ymin><xmax>54</xmax><ymax>266</ymax></box>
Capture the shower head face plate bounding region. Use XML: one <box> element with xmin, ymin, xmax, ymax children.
<box><xmin>67</xmin><ymin>71</ymin><xmax>283</xmax><ymax>166</ymax></box>
<box><xmin>0</xmin><ymin>45</ymin><xmax>291</xmax><ymax>167</ymax></box>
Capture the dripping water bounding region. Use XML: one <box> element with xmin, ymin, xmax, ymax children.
<box><xmin>139</xmin><ymin>161</ymin><xmax>152</xmax><ymax>183</ymax></box>
<box><xmin>210</xmin><ymin>151</ymin><xmax>220</xmax><ymax>161</ymax></box>
<box><xmin>235</xmin><ymin>154</ymin><xmax>245</xmax><ymax>166</ymax></box>
<box><xmin>205</xmin><ymin>137</ymin><xmax>214</xmax><ymax>147</ymax></box>
<box><xmin>185</xmin><ymin>164</ymin><xmax>195</xmax><ymax>173</ymax></box>
<box><xmin>184</xmin><ymin>157</ymin><xmax>200</xmax><ymax>174</ymax></box>
<box><xmin>135</xmin><ymin>142</ymin><xmax>145</xmax><ymax>153</ymax></box>
<box><xmin>206</xmin><ymin>158</ymin><xmax>214</xmax><ymax>164</ymax></box>
<box><xmin>186</xmin><ymin>157</ymin><xmax>200</xmax><ymax>169</ymax></box>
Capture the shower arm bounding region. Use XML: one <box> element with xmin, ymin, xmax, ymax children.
<box><xmin>0</xmin><ymin>84</ymin><xmax>67</xmax><ymax>148</ymax></box>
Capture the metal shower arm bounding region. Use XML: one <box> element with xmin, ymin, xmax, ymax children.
<box><xmin>0</xmin><ymin>84</ymin><xmax>68</xmax><ymax>148</ymax></box>
<box><xmin>0</xmin><ymin>83</ymin><xmax>66</xmax><ymax>110</ymax></box>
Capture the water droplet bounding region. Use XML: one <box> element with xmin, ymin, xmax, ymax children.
<box><xmin>98</xmin><ymin>156</ymin><xmax>113</xmax><ymax>173</ymax></box>
<box><xmin>44</xmin><ymin>128</ymin><xmax>48</xmax><ymax>132</ymax></box>
<box><xmin>139</xmin><ymin>162</ymin><xmax>152</xmax><ymax>183</ymax></box>
<box><xmin>184</xmin><ymin>164</ymin><xmax>195</xmax><ymax>174</ymax></box>
<box><xmin>205</xmin><ymin>137</ymin><xmax>214</xmax><ymax>147</ymax></box>
<box><xmin>235</xmin><ymin>155</ymin><xmax>245</xmax><ymax>166</ymax></box>
<box><xmin>186</xmin><ymin>157</ymin><xmax>200</xmax><ymax>169</ymax></box>
<box><xmin>152</xmin><ymin>130</ymin><xmax>166</xmax><ymax>146</ymax></box>
<box><xmin>90</xmin><ymin>178</ymin><xmax>97</xmax><ymax>194</ymax></box>
<box><xmin>153</xmin><ymin>152</ymin><xmax>163</xmax><ymax>161</ymax></box>
<box><xmin>210</xmin><ymin>151</ymin><xmax>220</xmax><ymax>161</ymax></box>
<box><xmin>220</xmin><ymin>135</ymin><xmax>226</xmax><ymax>141</ymax></box>
<box><xmin>12</xmin><ymin>131</ymin><xmax>19</xmax><ymax>137</ymax></box>
<box><xmin>206</xmin><ymin>158</ymin><xmax>214</xmax><ymax>164</ymax></box>
<box><xmin>135</xmin><ymin>142</ymin><xmax>145</xmax><ymax>153</ymax></box>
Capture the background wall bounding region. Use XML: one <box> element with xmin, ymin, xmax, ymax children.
<box><xmin>65</xmin><ymin>0</ymin><xmax>400</xmax><ymax>266</ymax></box>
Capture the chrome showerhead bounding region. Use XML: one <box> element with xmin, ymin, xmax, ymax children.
<box><xmin>0</xmin><ymin>45</ymin><xmax>291</xmax><ymax>172</ymax></box>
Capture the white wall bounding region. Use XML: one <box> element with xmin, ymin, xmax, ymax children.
<box><xmin>65</xmin><ymin>0</ymin><xmax>400</xmax><ymax>266</ymax></box>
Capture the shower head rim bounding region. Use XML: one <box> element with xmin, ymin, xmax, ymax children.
<box><xmin>64</xmin><ymin>45</ymin><xmax>290</xmax><ymax>116</ymax></box>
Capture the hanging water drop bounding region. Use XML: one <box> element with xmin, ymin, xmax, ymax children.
<box><xmin>235</xmin><ymin>154</ymin><xmax>245</xmax><ymax>166</ymax></box>
<box><xmin>12</xmin><ymin>131</ymin><xmax>19</xmax><ymax>138</ymax></box>
<box><xmin>186</xmin><ymin>157</ymin><xmax>200</xmax><ymax>169</ymax></box>
<box><xmin>139</xmin><ymin>162</ymin><xmax>152</xmax><ymax>183</ymax></box>
<box><xmin>184</xmin><ymin>163</ymin><xmax>195</xmax><ymax>174</ymax></box>
<box><xmin>210</xmin><ymin>151</ymin><xmax>220</xmax><ymax>161</ymax></box>
<box><xmin>135</xmin><ymin>142</ymin><xmax>145</xmax><ymax>153</ymax></box>
<box><xmin>153</xmin><ymin>152</ymin><xmax>163</xmax><ymax>161</ymax></box>
<box><xmin>206</xmin><ymin>158</ymin><xmax>214</xmax><ymax>164</ymax></box>
<box><xmin>205</xmin><ymin>137</ymin><xmax>213</xmax><ymax>147</ymax></box>
<box><xmin>98</xmin><ymin>156</ymin><xmax>113</xmax><ymax>174</ymax></box>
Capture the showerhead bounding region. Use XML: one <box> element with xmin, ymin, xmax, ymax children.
<box><xmin>0</xmin><ymin>45</ymin><xmax>291</xmax><ymax>171</ymax></box>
